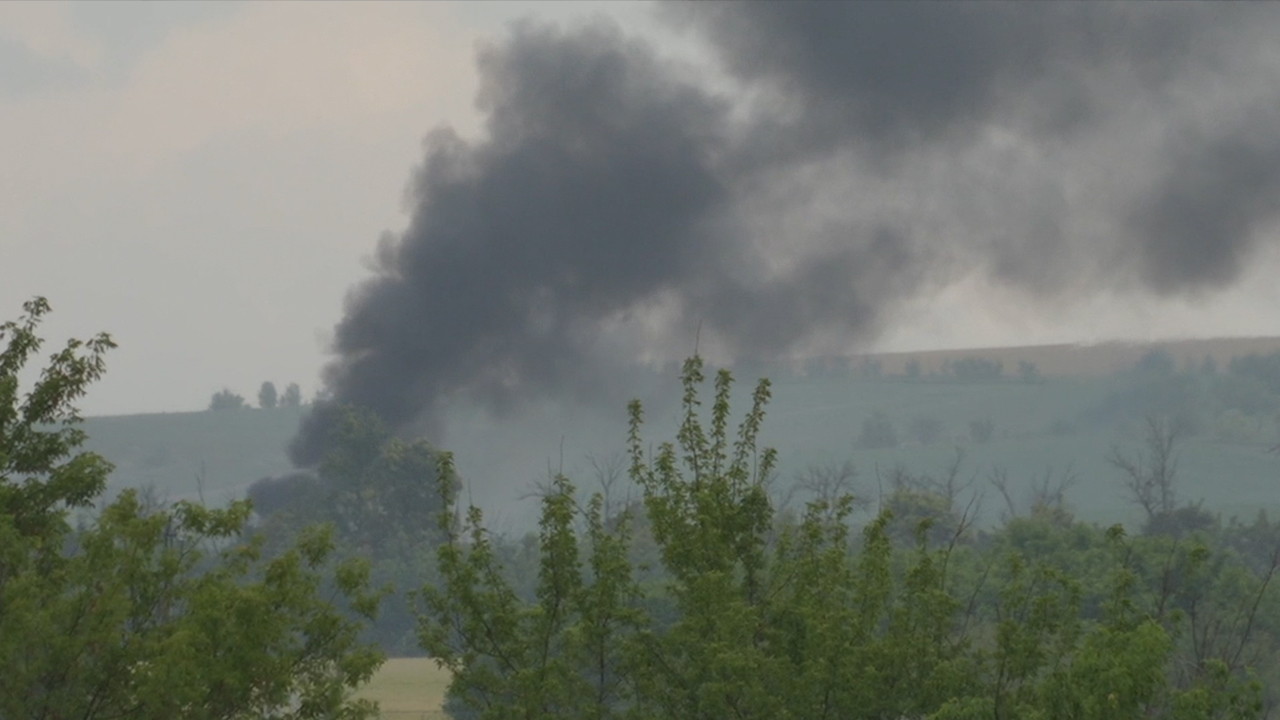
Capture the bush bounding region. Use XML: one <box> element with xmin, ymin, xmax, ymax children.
<box><xmin>908</xmin><ymin>414</ymin><xmax>945</xmax><ymax>445</ymax></box>
<box><xmin>1093</xmin><ymin>372</ymin><xmax>1206</xmax><ymax>434</ymax></box>
<box><xmin>1144</xmin><ymin>504</ymin><xmax>1216</xmax><ymax>538</ymax></box>
<box><xmin>948</xmin><ymin>356</ymin><xmax>1003</xmax><ymax>382</ymax></box>
<box><xmin>208</xmin><ymin>388</ymin><xmax>246</xmax><ymax>410</ymax></box>
<box><xmin>247</xmin><ymin>472</ymin><xmax>323</xmax><ymax>517</ymax></box>
<box><xmin>859</xmin><ymin>409</ymin><xmax>899</xmax><ymax>448</ymax></box>
<box><xmin>969</xmin><ymin>417</ymin><xmax>995</xmax><ymax>443</ymax></box>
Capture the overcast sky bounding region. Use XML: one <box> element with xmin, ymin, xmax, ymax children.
<box><xmin>4</xmin><ymin>1</ymin><xmax>1280</xmax><ymax>417</ymax></box>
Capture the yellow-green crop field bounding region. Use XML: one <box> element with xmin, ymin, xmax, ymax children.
<box><xmin>356</xmin><ymin>658</ymin><xmax>452</xmax><ymax>719</ymax></box>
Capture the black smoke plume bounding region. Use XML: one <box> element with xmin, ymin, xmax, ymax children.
<box><xmin>292</xmin><ymin>4</ymin><xmax>1280</xmax><ymax>466</ymax></box>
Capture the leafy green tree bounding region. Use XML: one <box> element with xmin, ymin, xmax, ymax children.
<box><xmin>949</xmin><ymin>356</ymin><xmax>1003</xmax><ymax>382</ymax></box>
<box><xmin>209</xmin><ymin>387</ymin><xmax>247</xmax><ymax>411</ymax></box>
<box><xmin>259</xmin><ymin>405</ymin><xmax>450</xmax><ymax>558</ymax></box>
<box><xmin>0</xmin><ymin>298</ymin><xmax>383</xmax><ymax>719</ymax></box>
<box><xmin>281</xmin><ymin>382</ymin><xmax>304</xmax><ymax>408</ymax></box>
<box><xmin>1</xmin><ymin>297</ymin><xmax>115</xmax><ymax>542</ymax></box>
<box><xmin>416</xmin><ymin>359</ymin><xmax>945</xmax><ymax>717</ymax></box>
<box><xmin>254</xmin><ymin>404</ymin><xmax>455</xmax><ymax>652</ymax></box>
<box><xmin>259</xmin><ymin>380</ymin><xmax>279</xmax><ymax>409</ymax></box>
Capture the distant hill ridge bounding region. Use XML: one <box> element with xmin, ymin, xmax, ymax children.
<box><xmin>76</xmin><ymin>335</ymin><xmax>1280</xmax><ymax>529</ymax></box>
<box><xmin>807</xmin><ymin>336</ymin><xmax>1280</xmax><ymax>378</ymax></box>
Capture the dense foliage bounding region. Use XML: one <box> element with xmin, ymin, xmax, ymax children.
<box><xmin>249</xmin><ymin>405</ymin><xmax>453</xmax><ymax>653</ymax></box>
<box><xmin>417</xmin><ymin>357</ymin><xmax>1278</xmax><ymax>720</ymax></box>
<box><xmin>0</xmin><ymin>298</ymin><xmax>384</xmax><ymax>719</ymax></box>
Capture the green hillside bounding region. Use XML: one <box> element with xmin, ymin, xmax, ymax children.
<box><xmin>82</xmin><ymin>370</ymin><xmax>1280</xmax><ymax>530</ymax></box>
<box><xmin>83</xmin><ymin>406</ymin><xmax>306</xmax><ymax>505</ymax></box>
<box><xmin>762</xmin><ymin>375</ymin><xmax>1279</xmax><ymax>526</ymax></box>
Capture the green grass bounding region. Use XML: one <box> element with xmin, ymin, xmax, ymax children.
<box><xmin>356</xmin><ymin>658</ymin><xmax>451</xmax><ymax>719</ymax></box>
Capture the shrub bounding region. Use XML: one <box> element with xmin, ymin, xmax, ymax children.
<box><xmin>908</xmin><ymin>414</ymin><xmax>945</xmax><ymax>445</ymax></box>
<box><xmin>859</xmin><ymin>409</ymin><xmax>899</xmax><ymax>448</ymax></box>
<box><xmin>949</xmin><ymin>356</ymin><xmax>1003</xmax><ymax>382</ymax></box>
<box><xmin>208</xmin><ymin>388</ymin><xmax>246</xmax><ymax>410</ymax></box>
<box><xmin>969</xmin><ymin>417</ymin><xmax>995</xmax><ymax>443</ymax></box>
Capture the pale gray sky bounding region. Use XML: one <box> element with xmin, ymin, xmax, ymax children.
<box><xmin>4</xmin><ymin>1</ymin><xmax>1280</xmax><ymax>417</ymax></box>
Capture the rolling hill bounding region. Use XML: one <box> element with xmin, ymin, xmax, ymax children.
<box><xmin>82</xmin><ymin>337</ymin><xmax>1280</xmax><ymax>529</ymax></box>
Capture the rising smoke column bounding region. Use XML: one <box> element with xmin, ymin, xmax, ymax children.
<box><xmin>293</xmin><ymin>3</ymin><xmax>1280</xmax><ymax>465</ymax></box>
<box><xmin>292</xmin><ymin>21</ymin><xmax>734</xmax><ymax>465</ymax></box>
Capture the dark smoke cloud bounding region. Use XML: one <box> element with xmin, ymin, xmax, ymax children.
<box><xmin>292</xmin><ymin>21</ymin><xmax>733</xmax><ymax>465</ymax></box>
<box><xmin>683</xmin><ymin>2</ymin><xmax>1280</xmax><ymax>296</ymax></box>
<box><xmin>678</xmin><ymin>3</ymin><xmax>1224</xmax><ymax>150</ymax></box>
<box><xmin>293</xmin><ymin>3</ymin><xmax>1280</xmax><ymax>464</ymax></box>
<box><xmin>1131</xmin><ymin>125</ymin><xmax>1280</xmax><ymax>294</ymax></box>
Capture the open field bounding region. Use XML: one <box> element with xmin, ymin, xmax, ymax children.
<box><xmin>356</xmin><ymin>658</ymin><xmax>450</xmax><ymax>720</ymax></box>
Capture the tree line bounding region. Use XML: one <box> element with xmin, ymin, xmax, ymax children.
<box><xmin>209</xmin><ymin>381</ymin><xmax>305</xmax><ymax>411</ymax></box>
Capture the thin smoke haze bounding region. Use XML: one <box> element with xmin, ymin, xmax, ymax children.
<box><xmin>292</xmin><ymin>2</ymin><xmax>1280</xmax><ymax>466</ymax></box>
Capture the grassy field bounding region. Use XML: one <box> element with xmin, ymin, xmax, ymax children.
<box><xmin>356</xmin><ymin>658</ymin><xmax>451</xmax><ymax>719</ymax></box>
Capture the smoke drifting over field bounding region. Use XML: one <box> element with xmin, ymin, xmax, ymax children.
<box><xmin>292</xmin><ymin>2</ymin><xmax>1280</xmax><ymax>465</ymax></box>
